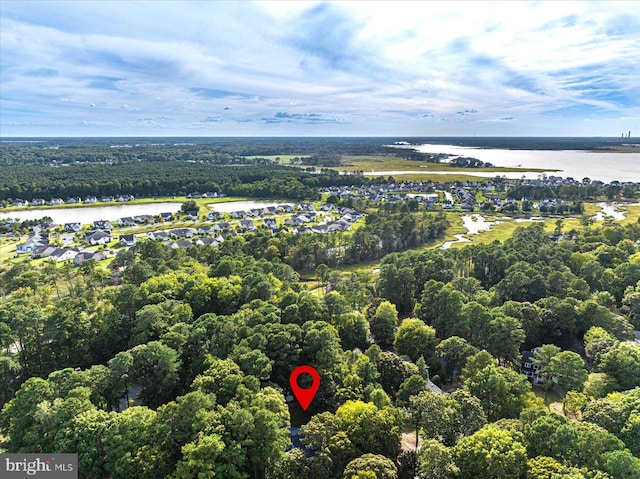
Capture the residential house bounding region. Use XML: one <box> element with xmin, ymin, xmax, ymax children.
<box><xmin>66</xmin><ymin>197</ymin><xmax>82</xmax><ymax>204</ymax></box>
<box><xmin>207</xmin><ymin>211</ymin><xmax>223</xmax><ymax>221</ymax></box>
<box><xmin>11</xmin><ymin>199</ymin><xmax>28</xmax><ymax>207</ymax></box>
<box><xmin>195</xmin><ymin>237</ymin><xmax>218</xmax><ymax>246</ymax></box>
<box><xmin>92</xmin><ymin>220</ymin><xmax>112</xmax><ymax>231</ymax></box>
<box><xmin>263</xmin><ymin>218</ymin><xmax>277</xmax><ymax>229</ymax></box>
<box><xmin>31</xmin><ymin>245</ymin><xmax>57</xmax><ymax>259</ymax></box>
<box><xmin>50</xmin><ymin>248</ymin><xmax>79</xmax><ymax>262</ymax></box>
<box><xmin>134</xmin><ymin>215</ymin><xmax>155</xmax><ymax>224</ymax></box>
<box><xmin>186</xmin><ymin>211</ymin><xmax>199</xmax><ymax>220</ymax></box>
<box><xmin>196</xmin><ymin>225</ymin><xmax>212</xmax><ymax>235</ymax></box>
<box><xmin>513</xmin><ymin>349</ymin><xmax>544</xmax><ymax>384</ymax></box>
<box><xmin>117</xmin><ymin>195</ymin><xmax>135</xmax><ymax>202</ymax></box>
<box><xmin>86</xmin><ymin>230</ymin><xmax>112</xmax><ymax>246</ymax></box>
<box><xmin>101</xmin><ymin>196</ymin><xmax>114</xmax><ymax>202</ymax></box>
<box><xmin>31</xmin><ymin>198</ymin><xmax>46</xmax><ymax>206</ymax></box>
<box><xmin>84</xmin><ymin>196</ymin><xmax>98</xmax><ymax>204</ymax></box>
<box><xmin>147</xmin><ymin>230</ymin><xmax>169</xmax><ymax>241</ymax></box>
<box><xmin>171</xmin><ymin>240</ymin><xmax>193</xmax><ymax>249</ymax></box>
<box><xmin>16</xmin><ymin>234</ymin><xmax>47</xmax><ymax>253</ymax></box>
<box><xmin>277</xmin><ymin>205</ymin><xmax>294</xmax><ymax>213</ymax></box>
<box><xmin>49</xmin><ymin>198</ymin><xmax>64</xmax><ymax>206</ymax></box>
<box><xmin>169</xmin><ymin>228</ymin><xmax>194</xmax><ymax>238</ymax></box>
<box><xmin>64</xmin><ymin>222</ymin><xmax>82</xmax><ymax>233</ymax></box>
<box><xmin>117</xmin><ymin>217</ymin><xmax>137</xmax><ymax>227</ymax></box>
<box><xmin>74</xmin><ymin>251</ymin><xmax>104</xmax><ymax>265</ymax></box>
<box><xmin>119</xmin><ymin>234</ymin><xmax>136</xmax><ymax>247</ymax></box>
<box><xmin>213</xmin><ymin>222</ymin><xmax>232</xmax><ymax>232</ymax></box>
<box><xmin>237</xmin><ymin>220</ymin><xmax>256</xmax><ymax>231</ymax></box>
<box><xmin>160</xmin><ymin>212</ymin><xmax>174</xmax><ymax>222</ymax></box>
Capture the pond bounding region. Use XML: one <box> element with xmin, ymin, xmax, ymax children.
<box><xmin>0</xmin><ymin>202</ymin><xmax>183</xmax><ymax>224</ymax></box>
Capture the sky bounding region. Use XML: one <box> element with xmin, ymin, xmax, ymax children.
<box><xmin>1</xmin><ymin>1</ymin><xmax>639</xmax><ymax>137</ymax></box>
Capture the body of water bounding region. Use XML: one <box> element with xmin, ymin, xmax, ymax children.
<box><xmin>0</xmin><ymin>202</ymin><xmax>183</xmax><ymax>224</ymax></box>
<box><xmin>393</xmin><ymin>144</ymin><xmax>639</xmax><ymax>183</ymax></box>
<box><xmin>2</xmin><ymin>199</ymin><xmax>296</xmax><ymax>223</ymax></box>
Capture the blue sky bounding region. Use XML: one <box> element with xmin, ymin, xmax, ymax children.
<box><xmin>1</xmin><ymin>1</ymin><xmax>638</xmax><ymax>137</ymax></box>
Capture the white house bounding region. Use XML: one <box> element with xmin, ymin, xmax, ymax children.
<box><xmin>50</xmin><ymin>248</ymin><xmax>79</xmax><ymax>262</ymax></box>
<box><xmin>64</xmin><ymin>223</ymin><xmax>82</xmax><ymax>233</ymax></box>
<box><xmin>16</xmin><ymin>234</ymin><xmax>47</xmax><ymax>253</ymax></box>
<box><xmin>86</xmin><ymin>230</ymin><xmax>112</xmax><ymax>245</ymax></box>
<box><xmin>119</xmin><ymin>234</ymin><xmax>136</xmax><ymax>247</ymax></box>
<box><xmin>237</xmin><ymin>220</ymin><xmax>256</xmax><ymax>231</ymax></box>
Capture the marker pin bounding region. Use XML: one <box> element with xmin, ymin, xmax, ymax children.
<box><xmin>289</xmin><ymin>365</ymin><xmax>320</xmax><ymax>411</ymax></box>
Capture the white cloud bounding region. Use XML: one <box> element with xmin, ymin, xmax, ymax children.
<box><xmin>1</xmin><ymin>0</ymin><xmax>638</xmax><ymax>136</ymax></box>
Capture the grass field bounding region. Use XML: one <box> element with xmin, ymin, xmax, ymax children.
<box><xmin>333</xmin><ymin>155</ymin><xmax>555</xmax><ymax>174</ymax></box>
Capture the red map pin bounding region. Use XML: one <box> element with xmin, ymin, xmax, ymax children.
<box><xmin>289</xmin><ymin>365</ymin><xmax>320</xmax><ymax>411</ymax></box>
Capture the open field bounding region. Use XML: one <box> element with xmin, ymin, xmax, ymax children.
<box><xmin>333</xmin><ymin>155</ymin><xmax>556</xmax><ymax>173</ymax></box>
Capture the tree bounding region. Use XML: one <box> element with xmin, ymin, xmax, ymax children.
<box><xmin>343</xmin><ymin>454</ymin><xmax>398</xmax><ymax>479</ymax></box>
<box><xmin>267</xmin><ymin>449</ymin><xmax>310</xmax><ymax>479</ymax></box>
<box><xmin>130</xmin><ymin>341</ymin><xmax>181</xmax><ymax>408</ymax></box>
<box><xmin>174</xmin><ymin>434</ymin><xmax>226</xmax><ymax>478</ymax></box>
<box><xmin>532</xmin><ymin>344</ymin><xmax>561</xmax><ymax>400</ymax></box>
<box><xmin>485</xmin><ymin>314</ymin><xmax>525</xmax><ymax>365</ymax></box>
<box><xmin>435</xmin><ymin>336</ymin><xmax>478</xmax><ymax>383</ymax></box>
<box><xmin>416</xmin><ymin>439</ymin><xmax>458</xmax><ymax>479</ymax></box>
<box><xmin>180</xmin><ymin>200</ymin><xmax>198</xmax><ymax>214</ymax></box>
<box><xmin>621</xmin><ymin>412</ymin><xmax>640</xmax><ymax>456</ymax></box>
<box><xmin>394</xmin><ymin>319</ymin><xmax>438</xmax><ymax>362</ymax></box>
<box><xmin>335</xmin><ymin>400</ymin><xmax>401</xmax><ymax>459</ymax></box>
<box><xmin>102</xmin><ymin>406</ymin><xmax>171</xmax><ymax>479</ymax></box>
<box><xmin>396</xmin><ymin>374</ymin><xmax>427</xmax><ymax>407</ymax></box>
<box><xmin>601</xmin><ymin>450</ymin><xmax>640</xmax><ymax>479</ymax></box>
<box><xmin>525</xmin><ymin>456</ymin><xmax>584</xmax><ymax>479</ymax></box>
<box><xmin>583</xmin><ymin>373</ymin><xmax>619</xmax><ymax>399</ymax></box>
<box><xmin>375</xmin><ymin>352</ymin><xmax>418</xmax><ymax>397</ymax></box>
<box><xmin>333</xmin><ymin>313</ymin><xmax>371</xmax><ymax>352</ymax></box>
<box><xmin>370</xmin><ymin>301</ymin><xmax>398</xmax><ymax>347</ymax></box>
<box><xmin>547</xmin><ymin>351</ymin><xmax>588</xmax><ymax>412</ymax></box>
<box><xmin>463</xmin><ymin>353</ymin><xmax>531</xmax><ymax>421</ymax></box>
<box><xmin>454</xmin><ymin>426</ymin><xmax>527</xmax><ymax>479</ymax></box>
<box><xmin>415</xmin><ymin>281</ymin><xmax>466</xmax><ymax>339</ymax></box>
<box><xmin>600</xmin><ymin>342</ymin><xmax>640</xmax><ymax>390</ymax></box>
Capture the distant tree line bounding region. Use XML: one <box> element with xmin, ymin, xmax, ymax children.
<box><xmin>507</xmin><ymin>184</ymin><xmax>638</xmax><ymax>200</ymax></box>
<box><xmin>0</xmin><ymin>138</ymin><xmax>401</xmax><ymax>166</ymax></box>
<box><xmin>0</xmin><ymin>162</ymin><xmax>377</xmax><ymax>202</ymax></box>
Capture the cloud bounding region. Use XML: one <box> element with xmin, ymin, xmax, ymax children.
<box><xmin>1</xmin><ymin>1</ymin><xmax>638</xmax><ymax>136</ymax></box>
<box><xmin>481</xmin><ymin>116</ymin><xmax>515</xmax><ymax>123</ymax></box>
<box><xmin>457</xmin><ymin>109</ymin><xmax>479</xmax><ymax>116</ymax></box>
<box><xmin>201</xmin><ymin>116</ymin><xmax>223</xmax><ymax>123</ymax></box>
<box><xmin>262</xmin><ymin>112</ymin><xmax>340</xmax><ymax>124</ymax></box>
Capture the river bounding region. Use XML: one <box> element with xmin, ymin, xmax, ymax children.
<box><xmin>391</xmin><ymin>144</ymin><xmax>640</xmax><ymax>183</ymax></box>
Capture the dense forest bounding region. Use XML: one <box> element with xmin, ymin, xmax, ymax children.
<box><xmin>1</xmin><ymin>137</ymin><xmax>630</xmax><ymax>166</ymax></box>
<box><xmin>0</xmin><ymin>138</ymin><xmax>399</xmax><ymax>166</ymax></box>
<box><xmin>2</xmin><ymin>216</ymin><xmax>639</xmax><ymax>478</ymax></box>
<box><xmin>0</xmin><ymin>162</ymin><xmax>380</xmax><ymax>202</ymax></box>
